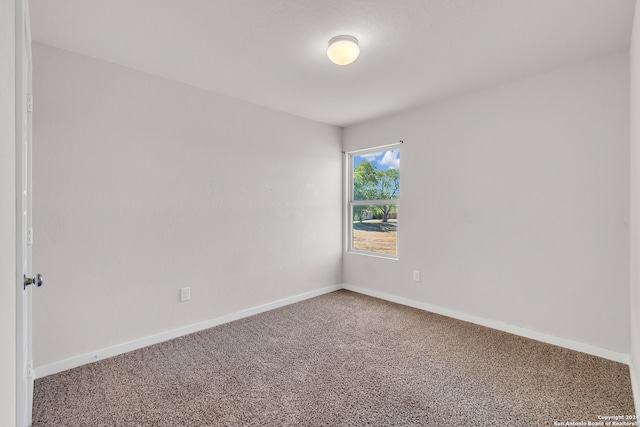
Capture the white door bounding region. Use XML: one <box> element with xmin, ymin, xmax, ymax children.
<box><xmin>16</xmin><ymin>0</ymin><xmax>36</xmax><ymax>425</ymax></box>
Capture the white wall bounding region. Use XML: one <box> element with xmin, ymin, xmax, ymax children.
<box><xmin>629</xmin><ymin>0</ymin><xmax>640</xmax><ymax>411</ymax></box>
<box><xmin>32</xmin><ymin>44</ymin><xmax>343</xmax><ymax>367</ymax></box>
<box><xmin>0</xmin><ymin>1</ymin><xmax>16</xmax><ymax>425</ymax></box>
<box><xmin>344</xmin><ymin>53</ymin><xmax>630</xmax><ymax>354</ymax></box>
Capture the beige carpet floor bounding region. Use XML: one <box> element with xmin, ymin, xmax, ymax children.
<box><xmin>33</xmin><ymin>290</ymin><xmax>635</xmax><ymax>426</ymax></box>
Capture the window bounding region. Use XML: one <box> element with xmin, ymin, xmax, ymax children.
<box><xmin>347</xmin><ymin>146</ymin><xmax>400</xmax><ymax>258</ymax></box>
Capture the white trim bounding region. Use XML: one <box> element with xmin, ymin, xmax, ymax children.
<box><xmin>351</xmin><ymin>200</ymin><xmax>399</xmax><ymax>206</ymax></box>
<box><xmin>342</xmin><ymin>284</ymin><xmax>631</xmax><ymax>365</ymax></box>
<box><xmin>16</xmin><ymin>0</ymin><xmax>33</xmax><ymax>425</ymax></box>
<box><xmin>346</xmin><ymin>250</ymin><xmax>400</xmax><ymax>261</ymax></box>
<box><xmin>630</xmin><ymin>362</ymin><xmax>640</xmax><ymax>417</ymax></box>
<box><xmin>346</xmin><ymin>142</ymin><xmax>402</xmax><ymax>155</ymax></box>
<box><xmin>34</xmin><ymin>285</ymin><xmax>341</xmax><ymax>379</ymax></box>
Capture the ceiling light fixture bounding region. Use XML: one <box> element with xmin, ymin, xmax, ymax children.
<box><xmin>327</xmin><ymin>35</ymin><xmax>360</xmax><ymax>66</ymax></box>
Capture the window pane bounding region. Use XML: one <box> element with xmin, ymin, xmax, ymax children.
<box><xmin>352</xmin><ymin>205</ymin><xmax>398</xmax><ymax>255</ymax></box>
<box><xmin>353</xmin><ymin>150</ymin><xmax>400</xmax><ymax>201</ymax></box>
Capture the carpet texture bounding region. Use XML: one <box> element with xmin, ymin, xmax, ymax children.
<box><xmin>33</xmin><ymin>290</ymin><xmax>635</xmax><ymax>426</ymax></box>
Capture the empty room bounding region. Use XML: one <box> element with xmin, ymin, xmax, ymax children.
<box><xmin>3</xmin><ymin>0</ymin><xmax>640</xmax><ymax>425</ymax></box>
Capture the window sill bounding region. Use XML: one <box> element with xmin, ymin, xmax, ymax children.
<box><xmin>346</xmin><ymin>250</ymin><xmax>399</xmax><ymax>261</ymax></box>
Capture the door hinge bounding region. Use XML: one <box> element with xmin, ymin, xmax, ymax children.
<box><xmin>27</xmin><ymin>94</ymin><xmax>33</xmax><ymax>112</ymax></box>
<box><xmin>27</xmin><ymin>227</ymin><xmax>33</xmax><ymax>245</ymax></box>
<box><xmin>27</xmin><ymin>360</ymin><xmax>34</xmax><ymax>379</ymax></box>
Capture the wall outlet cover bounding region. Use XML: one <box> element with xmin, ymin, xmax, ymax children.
<box><xmin>180</xmin><ymin>287</ymin><xmax>191</xmax><ymax>302</ymax></box>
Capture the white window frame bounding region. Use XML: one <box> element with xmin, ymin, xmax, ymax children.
<box><xmin>346</xmin><ymin>144</ymin><xmax>401</xmax><ymax>259</ymax></box>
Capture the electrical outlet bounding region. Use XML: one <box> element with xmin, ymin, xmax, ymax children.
<box><xmin>180</xmin><ymin>287</ymin><xmax>191</xmax><ymax>302</ymax></box>
<box><xmin>413</xmin><ymin>270</ymin><xmax>421</xmax><ymax>282</ymax></box>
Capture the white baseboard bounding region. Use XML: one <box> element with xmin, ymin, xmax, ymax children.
<box><xmin>342</xmin><ymin>284</ymin><xmax>631</xmax><ymax>365</ymax></box>
<box><xmin>34</xmin><ymin>285</ymin><xmax>342</xmax><ymax>379</ymax></box>
<box><xmin>630</xmin><ymin>362</ymin><xmax>640</xmax><ymax>416</ymax></box>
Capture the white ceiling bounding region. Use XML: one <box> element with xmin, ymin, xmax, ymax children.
<box><xmin>29</xmin><ymin>0</ymin><xmax>636</xmax><ymax>127</ymax></box>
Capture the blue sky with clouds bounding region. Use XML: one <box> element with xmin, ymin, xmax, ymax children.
<box><xmin>354</xmin><ymin>149</ymin><xmax>400</xmax><ymax>171</ymax></box>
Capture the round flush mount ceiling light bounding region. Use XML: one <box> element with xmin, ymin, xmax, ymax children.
<box><xmin>327</xmin><ymin>35</ymin><xmax>360</xmax><ymax>66</ymax></box>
